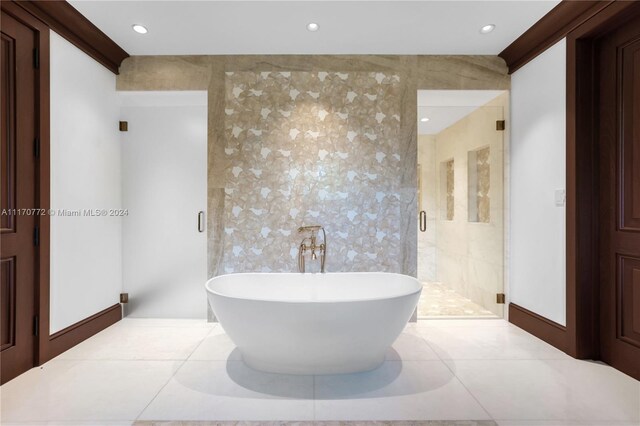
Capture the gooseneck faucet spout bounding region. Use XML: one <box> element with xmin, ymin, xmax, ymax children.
<box><xmin>297</xmin><ymin>225</ymin><xmax>327</xmax><ymax>273</ymax></box>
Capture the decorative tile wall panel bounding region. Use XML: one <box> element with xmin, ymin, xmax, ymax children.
<box><xmin>222</xmin><ymin>71</ymin><xmax>402</xmax><ymax>273</ymax></box>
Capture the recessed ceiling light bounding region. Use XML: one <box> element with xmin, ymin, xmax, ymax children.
<box><xmin>420</xmin><ymin>117</ymin><xmax>430</xmax><ymax>122</ymax></box>
<box><xmin>307</xmin><ymin>22</ymin><xmax>319</xmax><ymax>32</ymax></box>
<box><xmin>132</xmin><ymin>24</ymin><xmax>148</xmax><ymax>34</ymax></box>
<box><xmin>480</xmin><ymin>24</ymin><xmax>495</xmax><ymax>34</ymax></box>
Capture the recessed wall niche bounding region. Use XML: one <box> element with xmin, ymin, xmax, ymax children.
<box><xmin>440</xmin><ymin>159</ymin><xmax>454</xmax><ymax>220</ymax></box>
<box><xmin>468</xmin><ymin>146</ymin><xmax>490</xmax><ymax>223</ymax></box>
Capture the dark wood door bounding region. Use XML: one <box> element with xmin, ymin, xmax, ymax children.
<box><xmin>1</xmin><ymin>10</ymin><xmax>38</xmax><ymax>384</ymax></box>
<box><xmin>598</xmin><ymin>12</ymin><xmax>640</xmax><ymax>381</ymax></box>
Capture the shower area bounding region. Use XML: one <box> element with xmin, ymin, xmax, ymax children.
<box><xmin>417</xmin><ymin>90</ymin><xmax>507</xmax><ymax>319</ymax></box>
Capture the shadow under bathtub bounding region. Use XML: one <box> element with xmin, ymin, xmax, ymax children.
<box><xmin>174</xmin><ymin>333</ymin><xmax>455</xmax><ymax>400</ymax></box>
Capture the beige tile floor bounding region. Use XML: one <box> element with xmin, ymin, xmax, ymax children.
<box><xmin>1</xmin><ymin>318</ymin><xmax>638</xmax><ymax>425</ymax></box>
<box><xmin>418</xmin><ymin>283</ymin><xmax>497</xmax><ymax>318</ymax></box>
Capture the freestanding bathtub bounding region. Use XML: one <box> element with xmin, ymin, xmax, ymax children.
<box><xmin>205</xmin><ymin>272</ymin><xmax>421</xmax><ymax>375</ymax></box>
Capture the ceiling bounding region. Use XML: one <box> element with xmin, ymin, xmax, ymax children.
<box><xmin>418</xmin><ymin>90</ymin><xmax>505</xmax><ymax>135</ymax></box>
<box><xmin>69</xmin><ymin>1</ymin><xmax>559</xmax><ymax>56</ymax></box>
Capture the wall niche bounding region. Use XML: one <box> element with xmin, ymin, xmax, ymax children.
<box><xmin>468</xmin><ymin>146</ymin><xmax>490</xmax><ymax>223</ymax></box>
<box><xmin>440</xmin><ymin>159</ymin><xmax>454</xmax><ymax>221</ymax></box>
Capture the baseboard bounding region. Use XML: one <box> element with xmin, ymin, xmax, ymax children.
<box><xmin>42</xmin><ymin>303</ymin><xmax>122</xmax><ymax>362</ymax></box>
<box><xmin>509</xmin><ymin>303</ymin><xmax>567</xmax><ymax>353</ymax></box>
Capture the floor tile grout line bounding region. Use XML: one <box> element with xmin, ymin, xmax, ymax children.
<box><xmin>185</xmin><ymin>323</ymin><xmax>220</xmax><ymax>362</ymax></box>
<box><xmin>439</xmin><ymin>356</ymin><xmax>496</xmax><ymax>422</ymax></box>
<box><xmin>132</xmin><ymin>357</ymin><xmax>187</xmax><ymax>422</ymax></box>
<box><xmin>418</xmin><ymin>329</ymin><xmax>496</xmax><ymax>421</ymax></box>
<box><xmin>132</xmin><ymin>323</ymin><xmax>215</xmax><ymax>422</ymax></box>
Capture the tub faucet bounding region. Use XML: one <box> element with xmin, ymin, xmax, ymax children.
<box><xmin>297</xmin><ymin>225</ymin><xmax>326</xmax><ymax>273</ymax></box>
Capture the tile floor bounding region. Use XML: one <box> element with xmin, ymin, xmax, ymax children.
<box><xmin>417</xmin><ymin>283</ymin><xmax>497</xmax><ymax>319</ymax></box>
<box><xmin>1</xmin><ymin>318</ymin><xmax>638</xmax><ymax>426</ymax></box>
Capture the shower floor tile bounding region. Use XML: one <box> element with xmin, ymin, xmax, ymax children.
<box><xmin>418</xmin><ymin>282</ymin><xmax>498</xmax><ymax>318</ymax></box>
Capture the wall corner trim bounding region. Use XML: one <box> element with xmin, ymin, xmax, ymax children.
<box><xmin>499</xmin><ymin>0</ymin><xmax>613</xmax><ymax>74</ymax></box>
<box><xmin>509</xmin><ymin>303</ymin><xmax>567</xmax><ymax>353</ymax></box>
<box><xmin>12</xmin><ymin>0</ymin><xmax>128</xmax><ymax>74</ymax></box>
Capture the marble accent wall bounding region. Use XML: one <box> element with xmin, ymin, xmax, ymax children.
<box><xmin>433</xmin><ymin>93</ymin><xmax>508</xmax><ymax>316</ymax></box>
<box><xmin>222</xmin><ymin>71</ymin><xmax>402</xmax><ymax>273</ymax></box>
<box><xmin>115</xmin><ymin>55</ymin><xmax>510</xmax><ymax>288</ymax></box>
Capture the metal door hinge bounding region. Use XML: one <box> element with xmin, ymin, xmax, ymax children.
<box><xmin>120</xmin><ymin>293</ymin><xmax>129</xmax><ymax>303</ymax></box>
<box><xmin>33</xmin><ymin>315</ymin><xmax>39</xmax><ymax>336</ymax></box>
<box><xmin>496</xmin><ymin>293</ymin><xmax>506</xmax><ymax>304</ymax></box>
<box><xmin>34</xmin><ymin>137</ymin><xmax>40</xmax><ymax>158</ymax></box>
<box><xmin>496</xmin><ymin>120</ymin><xmax>506</xmax><ymax>131</ymax></box>
<box><xmin>119</xmin><ymin>121</ymin><xmax>128</xmax><ymax>132</ymax></box>
<box><xmin>33</xmin><ymin>226</ymin><xmax>40</xmax><ymax>246</ymax></box>
<box><xmin>33</xmin><ymin>48</ymin><xmax>39</xmax><ymax>69</ymax></box>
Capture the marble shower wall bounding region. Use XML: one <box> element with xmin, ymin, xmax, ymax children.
<box><xmin>115</xmin><ymin>55</ymin><xmax>510</xmax><ymax>281</ymax></box>
<box><xmin>223</xmin><ymin>71</ymin><xmax>402</xmax><ymax>272</ymax></box>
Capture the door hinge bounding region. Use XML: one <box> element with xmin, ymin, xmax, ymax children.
<box><xmin>496</xmin><ymin>293</ymin><xmax>506</xmax><ymax>304</ymax></box>
<box><xmin>33</xmin><ymin>315</ymin><xmax>39</xmax><ymax>336</ymax></box>
<box><xmin>120</xmin><ymin>293</ymin><xmax>129</xmax><ymax>303</ymax></box>
<box><xmin>33</xmin><ymin>47</ymin><xmax>39</xmax><ymax>69</ymax></box>
<box><xmin>119</xmin><ymin>121</ymin><xmax>128</xmax><ymax>132</ymax></box>
<box><xmin>496</xmin><ymin>120</ymin><xmax>506</xmax><ymax>131</ymax></box>
<box><xmin>34</xmin><ymin>137</ymin><xmax>40</xmax><ymax>158</ymax></box>
<box><xmin>33</xmin><ymin>226</ymin><xmax>40</xmax><ymax>246</ymax></box>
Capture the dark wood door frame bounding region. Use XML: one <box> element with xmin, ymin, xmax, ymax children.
<box><xmin>1</xmin><ymin>6</ymin><xmax>38</xmax><ymax>384</ymax></box>
<box><xmin>1</xmin><ymin>1</ymin><xmax>50</xmax><ymax>371</ymax></box>
<box><xmin>567</xmin><ymin>1</ymin><xmax>640</xmax><ymax>362</ymax></box>
<box><xmin>1</xmin><ymin>3</ymin><xmax>122</xmax><ymax>383</ymax></box>
<box><xmin>593</xmin><ymin>11</ymin><xmax>640</xmax><ymax>380</ymax></box>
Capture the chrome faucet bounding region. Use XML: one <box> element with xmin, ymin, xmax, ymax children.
<box><xmin>297</xmin><ymin>225</ymin><xmax>326</xmax><ymax>273</ymax></box>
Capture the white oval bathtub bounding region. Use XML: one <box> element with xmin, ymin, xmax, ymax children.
<box><xmin>205</xmin><ymin>272</ymin><xmax>421</xmax><ymax>375</ymax></box>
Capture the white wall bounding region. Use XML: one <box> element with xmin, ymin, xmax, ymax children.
<box><xmin>120</xmin><ymin>92</ymin><xmax>208</xmax><ymax>319</ymax></box>
<box><xmin>510</xmin><ymin>38</ymin><xmax>566</xmax><ymax>325</ymax></box>
<box><xmin>50</xmin><ymin>32</ymin><xmax>122</xmax><ymax>333</ymax></box>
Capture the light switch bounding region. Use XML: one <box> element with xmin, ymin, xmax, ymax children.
<box><xmin>555</xmin><ymin>189</ymin><xmax>566</xmax><ymax>206</ymax></box>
